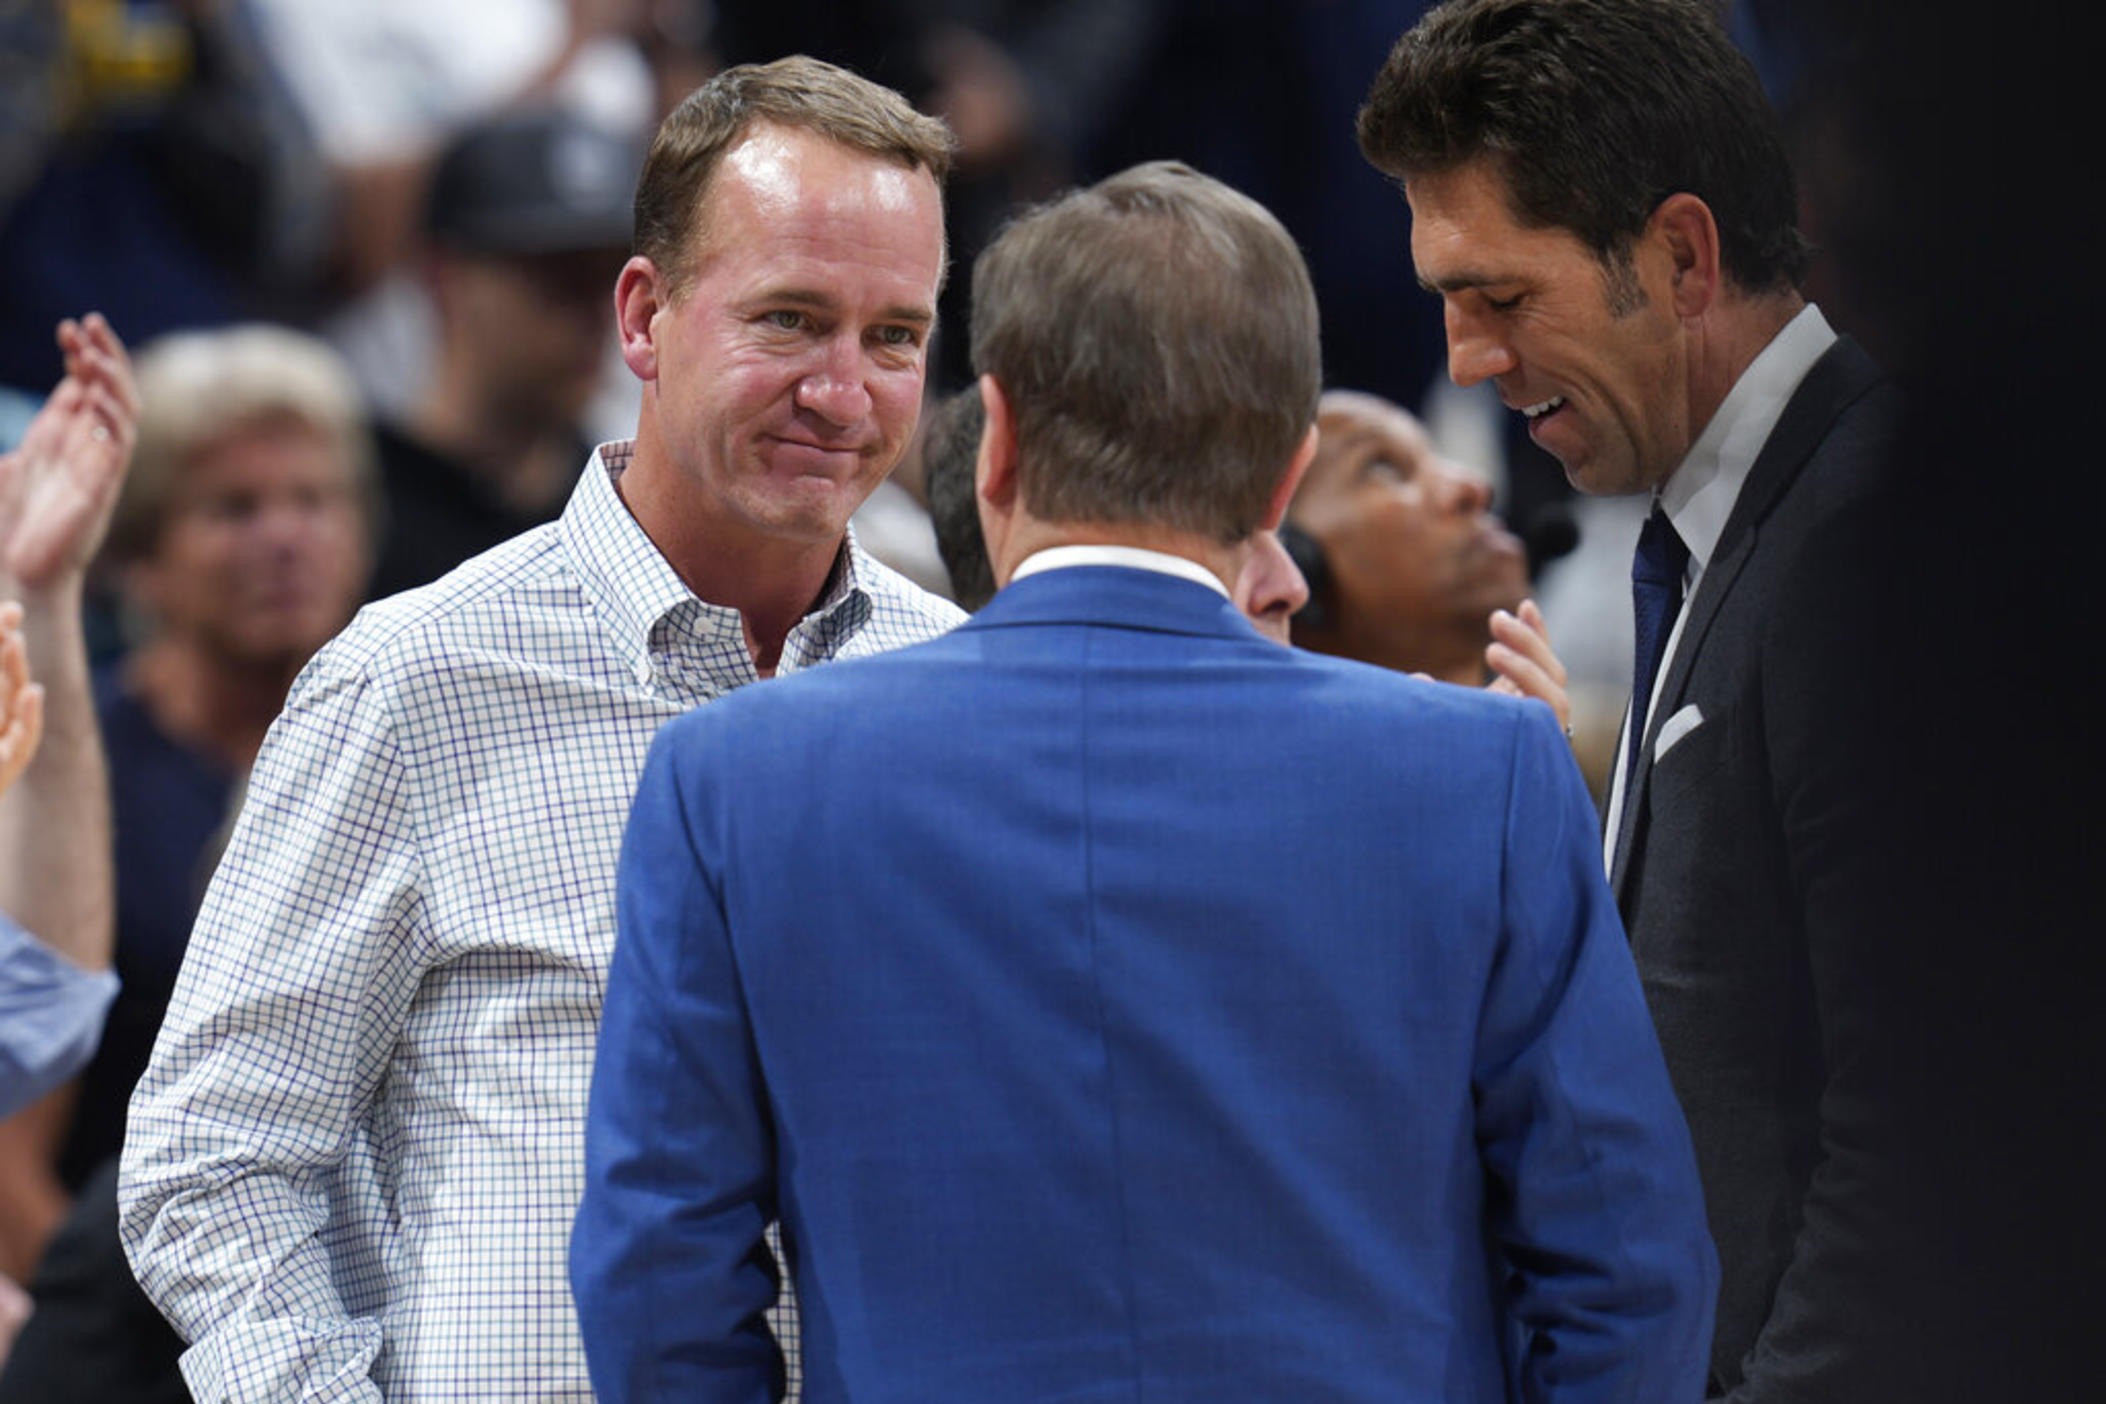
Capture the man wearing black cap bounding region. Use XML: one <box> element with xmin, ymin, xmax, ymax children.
<box><xmin>368</xmin><ymin>105</ymin><xmax>642</xmax><ymax>599</ymax></box>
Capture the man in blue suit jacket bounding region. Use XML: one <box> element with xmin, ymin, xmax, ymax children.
<box><xmin>573</xmin><ymin>160</ymin><xmax>1716</xmax><ymax>1403</ymax></box>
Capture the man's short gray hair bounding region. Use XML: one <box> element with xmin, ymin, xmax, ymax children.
<box><xmin>969</xmin><ymin>161</ymin><xmax>1321</xmax><ymax>545</ymax></box>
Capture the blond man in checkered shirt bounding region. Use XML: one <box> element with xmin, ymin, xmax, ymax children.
<box><xmin>119</xmin><ymin>58</ymin><xmax>960</xmax><ymax>1403</ymax></box>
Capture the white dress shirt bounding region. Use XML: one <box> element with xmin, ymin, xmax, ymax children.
<box><xmin>1604</xmin><ymin>304</ymin><xmax>1838</xmax><ymax>867</ymax></box>
<box><xmin>1010</xmin><ymin>543</ymin><xmax>1233</xmax><ymax>596</ymax></box>
<box><xmin>120</xmin><ymin>442</ymin><xmax>963</xmax><ymax>1402</ymax></box>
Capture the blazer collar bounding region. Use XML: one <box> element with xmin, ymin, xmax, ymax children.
<box><xmin>964</xmin><ymin>564</ymin><xmax>1264</xmax><ymax>644</ymax></box>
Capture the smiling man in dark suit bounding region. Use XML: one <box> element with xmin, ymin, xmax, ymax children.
<box><xmin>1358</xmin><ymin>2</ymin><xmax>1918</xmax><ymax>1399</ymax></box>
<box><xmin>572</xmin><ymin>158</ymin><xmax>1716</xmax><ymax>1404</ymax></box>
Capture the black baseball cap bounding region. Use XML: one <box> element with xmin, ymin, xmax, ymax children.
<box><xmin>425</xmin><ymin>106</ymin><xmax>644</xmax><ymax>257</ymax></box>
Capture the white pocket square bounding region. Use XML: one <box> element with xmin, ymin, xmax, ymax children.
<box><xmin>1654</xmin><ymin>704</ymin><xmax>1705</xmax><ymax>761</ymax></box>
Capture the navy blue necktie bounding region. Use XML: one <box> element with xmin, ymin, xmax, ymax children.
<box><xmin>1626</xmin><ymin>505</ymin><xmax>1690</xmax><ymax>794</ymax></box>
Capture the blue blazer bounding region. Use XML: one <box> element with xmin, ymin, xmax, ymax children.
<box><xmin>575</xmin><ymin>565</ymin><xmax>1716</xmax><ymax>1403</ymax></box>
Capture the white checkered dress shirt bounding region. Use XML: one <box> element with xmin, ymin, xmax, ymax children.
<box><xmin>119</xmin><ymin>442</ymin><xmax>964</xmax><ymax>1402</ymax></box>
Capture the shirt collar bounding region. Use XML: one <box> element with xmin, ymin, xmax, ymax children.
<box><xmin>1658</xmin><ymin>302</ymin><xmax>1837</xmax><ymax>572</ymax></box>
<box><xmin>560</xmin><ymin>440</ymin><xmax>876</xmax><ymax>686</ymax></box>
<box><xmin>780</xmin><ymin>535</ymin><xmax>877</xmax><ymax>672</ymax></box>
<box><xmin>1009</xmin><ymin>543</ymin><xmax>1231</xmax><ymax>599</ymax></box>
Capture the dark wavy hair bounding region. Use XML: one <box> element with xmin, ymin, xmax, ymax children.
<box><xmin>1359</xmin><ymin>0</ymin><xmax>1809</xmax><ymax>295</ymax></box>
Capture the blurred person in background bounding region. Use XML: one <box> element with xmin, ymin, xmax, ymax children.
<box><xmin>0</xmin><ymin>0</ymin><xmax>665</xmax><ymax>497</ymax></box>
<box><xmin>0</xmin><ymin>312</ymin><xmax>137</xmax><ymax>1369</ymax></box>
<box><xmin>368</xmin><ymin>105</ymin><xmax>642</xmax><ymax>599</ymax></box>
<box><xmin>919</xmin><ymin>383</ymin><xmax>994</xmax><ymax>609</ymax></box>
<box><xmin>1285</xmin><ymin>387</ymin><xmax>1575</xmax><ymax>751</ymax></box>
<box><xmin>0</xmin><ymin>3</ymin><xmax>329</xmax><ymax>394</ymax></box>
<box><xmin>230</xmin><ymin>0</ymin><xmax>663</xmax><ymax>425</ymax></box>
<box><xmin>0</xmin><ymin>608</ymin><xmax>98</xmax><ymax>1378</ymax></box>
<box><xmin>0</xmin><ymin>604</ymin><xmax>118</xmax><ymax>1381</ymax></box>
<box><xmin>0</xmin><ymin>327</ymin><xmax>371</xmax><ymax>1402</ymax></box>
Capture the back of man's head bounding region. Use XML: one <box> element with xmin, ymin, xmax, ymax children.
<box><xmin>634</xmin><ymin>55</ymin><xmax>957</xmax><ymax>299</ymax></box>
<box><xmin>969</xmin><ymin>161</ymin><xmax>1320</xmax><ymax>546</ymax></box>
<box><xmin>1358</xmin><ymin>0</ymin><xmax>1807</xmax><ymax>296</ymax></box>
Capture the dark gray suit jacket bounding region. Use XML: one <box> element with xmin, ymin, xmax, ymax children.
<box><xmin>1612</xmin><ymin>336</ymin><xmax>1912</xmax><ymax>1400</ymax></box>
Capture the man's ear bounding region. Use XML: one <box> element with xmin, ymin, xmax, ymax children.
<box><xmin>975</xmin><ymin>374</ymin><xmax>1020</xmax><ymax>512</ymax></box>
<box><xmin>974</xmin><ymin>374</ymin><xmax>1025</xmax><ymax>587</ymax></box>
<box><xmin>1649</xmin><ymin>193</ymin><xmax>1722</xmax><ymax>319</ymax></box>
<box><xmin>1260</xmin><ymin>424</ymin><xmax>1320</xmax><ymax>531</ymax></box>
<box><xmin>615</xmin><ymin>256</ymin><xmax>665</xmax><ymax>382</ymax></box>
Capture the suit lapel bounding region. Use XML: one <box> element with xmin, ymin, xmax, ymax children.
<box><xmin>1610</xmin><ymin>337</ymin><xmax>1885</xmax><ymax>899</ymax></box>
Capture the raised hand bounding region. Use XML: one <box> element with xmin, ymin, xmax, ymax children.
<box><xmin>0</xmin><ymin>313</ymin><xmax>139</xmax><ymax>590</ymax></box>
<box><xmin>1486</xmin><ymin>598</ymin><xmax>1572</xmax><ymax>738</ymax></box>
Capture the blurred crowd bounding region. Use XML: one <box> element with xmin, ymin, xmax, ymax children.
<box><xmin>3</xmin><ymin>0</ymin><xmax>1831</xmax><ymax>783</ymax></box>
